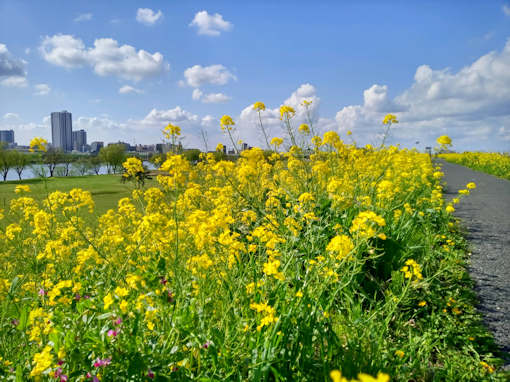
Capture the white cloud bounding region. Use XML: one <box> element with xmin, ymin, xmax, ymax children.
<box><xmin>3</xmin><ymin>113</ymin><xmax>19</xmax><ymax>120</ymax></box>
<box><xmin>503</xmin><ymin>4</ymin><xmax>510</xmax><ymax>16</ymax></box>
<box><xmin>25</xmin><ymin>48</ymin><xmax>31</xmax><ymax>55</ymax></box>
<box><xmin>183</xmin><ymin>64</ymin><xmax>236</xmax><ymax>87</ymax></box>
<box><xmin>190</xmin><ymin>11</ymin><xmax>232</xmax><ymax>36</ymax></box>
<box><xmin>34</xmin><ymin>83</ymin><xmax>51</xmax><ymax>95</ymax></box>
<box><xmin>192</xmin><ymin>88</ymin><xmax>203</xmax><ymax>100</ymax></box>
<box><xmin>74</xmin><ymin>13</ymin><xmax>93</xmax><ymax>22</ymax></box>
<box><xmin>39</xmin><ymin>34</ymin><xmax>169</xmax><ymax>81</ymax></box>
<box><xmin>0</xmin><ymin>43</ymin><xmax>28</xmax><ymax>87</ymax></box>
<box><xmin>191</xmin><ymin>88</ymin><xmax>231</xmax><ymax>103</ymax></box>
<box><xmin>1</xmin><ymin>76</ymin><xmax>28</xmax><ymax>88</ymax></box>
<box><xmin>202</xmin><ymin>92</ymin><xmax>231</xmax><ymax>103</ymax></box>
<box><xmin>136</xmin><ymin>8</ymin><xmax>163</xmax><ymax>26</ymax></box>
<box><xmin>119</xmin><ymin>85</ymin><xmax>143</xmax><ymax>94</ymax></box>
<box><xmin>335</xmin><ymin>39</ymin><xmax>510</xmax><ymax>150</ymax></box>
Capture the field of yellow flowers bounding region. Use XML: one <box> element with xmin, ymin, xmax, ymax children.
<box><xmin>0</xmin><ymin>110</ymin><xmax>506</xmax><ymax>381</ymax></box>
<box><xmin>439</xmin><ymin>152</ymin><xmax>510</xmax><ymax>180</ymax></box>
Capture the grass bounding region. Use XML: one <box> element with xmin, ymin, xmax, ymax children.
<box><xmin>0</xmin><ymin>175</ymin><xmax>135</xmax><ymax>219</ymax></box>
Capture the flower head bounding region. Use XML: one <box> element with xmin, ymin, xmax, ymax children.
<box><xmin>253</xmin><ymin>101</ymin><xmax>266</xmax><ymax>111</ymax></box>
<box><xmin>270</xmin><ymin>137</ymin><xmax>284</xmax><ymax>147</ymax></box>
<box><xmin>279</xmin><ymin>105</ymin><xmax>295</xmax><ymax>120</ymax></box>
<box><xmin>29</xmin><ymin>137</ymin><xmax>48</xmax><ymax>152</ymax></box>
<box><xmin>382</xmin><ymin>114</ymin><xmax>398</xmax><ymax>125</ymax></box>
<box><xmin>436</xmin><ymin>135</ymin><xmax>452</xmax><ymax>146</ymax></box>
<box><xmin>298</xmin><ymin>124</ymin><xmax>310</xmax><ymax>134</ymax></box>
<box><xmin>220</xmin><ymin>115</ymin><xmax>235</xmax><ymax>131</ymax></box>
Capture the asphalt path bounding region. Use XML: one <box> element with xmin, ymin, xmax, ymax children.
<box><xmin>437</xmin><ymin>159</ymin><xmax>510</xmax><ymax>364</ymax></box>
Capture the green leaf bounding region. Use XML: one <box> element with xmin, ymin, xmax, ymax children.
<box><xmin>15</xmin><ymin>365</ymin><xmax>23</xmax><ymax>382</ymax></box>
<box><xmin>16</xmin><ymin>306</ymin><xmax>28</xmax><ymax>331</ymax></box>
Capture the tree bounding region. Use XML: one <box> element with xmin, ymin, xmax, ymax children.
<box><xmin>0</xmin><ymin>147</ymin><xmax>14</xmax><ymax>181</ymax></box>
<box><xmin>61</xmin><ymin>153</ymin><xmax>76</xmax><ymax>176</ymax></box>
<box><xmin>73</xmin><ymin>157</ymin><xmax>93</xmax><ymax>176</ymax></box>
<box><xmin>99</xmin><ymin>144</ymin><xmax>126</xmax><ymax>174</ymax></box>
<box><xmin>90</xmin><ymin>155</ymin><xmax>103</xmax><ymax>175</ymax></box>
<box><xmin>43</xmin><ymin>148</ymin><xmax>64</xmax><ymax>177</ymax></box>
<box><xmin>11</xmin><ymin>150</ymin><xmax>30</xmax><ymax>180</ymax></box>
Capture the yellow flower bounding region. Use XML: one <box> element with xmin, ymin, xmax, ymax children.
<box><xmin>466</xmin><ymin>182</ymin><xmax>476</xmax><ymax>189</ymax></box>
<box><xmin>436</xmin><ymin>135</ymin><xmax>452</xmax><ymax>146</ymax></box>
<box><xmin>298</xmin><ymin>124</ymin><xmax>310</xmax><ymax>134</ymax></box>
<box><xmin>29</xmin><ymin>137</ymin><xmax>48</xmax><ymax>152</ymax></box>
<box><xmin>382</xmin><ymin>114</ymin><xmax>398</xmax><ymax>125</ymax></box>
<box><xmin>220</xmin><ymin>115</ymin><xmax>235</xmax><ymax>131</ymax></box>
<box><xmin>216</xmin><ymin>143</ymin><xmax>224</xmax><ymax>152</ymax></box>
<box><xmin>164</xmin><ymin>123</ymin><xmax>181</xmax><ymax>137</ymax></box>
<box><xmin>445</xmin><ymin>205</ymin><xmax>455</xmax><ymax>213</ymax></box>
<box><xmin>330</xmin><ymin>370</ymin><xmax>347</xmax><ymax>382</ymax></box>
<box><xmin>270</xmin><ymin>137</ymin><xmax>283</xmax><ymax>147</ymax></box>
<box><xmin>122</xmin><ymin>157</ymin><xmax>144</xmax><ymax>177</ymax></box>
<box><xmin>418</xmin><ymin>300</ymin><xmax>427</xmax><ymax>307</ymax></box>
<box><xmin>253</xmin><ymin>101</ymin><xmax>266</xmax><ymax>111</ymax></box>
<box><xmin>395</xmin><ymin>349</ymin><xmax>405</xmax><ymax>358</ymax></box>
<box><xmin>30</xmin><ymin>346</ymin><xmax>53</xmax><ymax>377</ymax></box>
<box><xmin>295</xmin><ymin>290</ymin><xmax>303</xmax><ymax>298</ymax></box>
<box><xmin>326</xmin><ymin>235</ymin><xmax>354</xmax><ymax>260</ymax></box>
<box><xmin>114</xmin><ymin>286</ymin><xmax>129</xmax><ymax>297</ymax></box>
<box><xmin>119</xmin><ymin>299</ymin><xmax>129</xmax><ymax>313</ymax></box>
<box><xmin>480</xmin><ymin>361</ymin><xmax>495</xmax><ymax>373</ymax></box>
<box><xmin>279</xmin><ymin>105</ymin><xmax>295</xmax><ymax>120</ymax></box>
<box><xmin>14</xmin><ymin>185</ymin><xmax>30</xmax><ymax>194</ymax></box>
<box><xmin>103</xmin><ymin>293</ymin><xmax>114</xmax><ymax>310</ymax></box>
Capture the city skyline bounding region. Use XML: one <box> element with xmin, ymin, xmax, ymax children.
<box><xmin>1</xmin><ymin>2</ymin><xmax>510</xmax><ymax>151</ymax></box>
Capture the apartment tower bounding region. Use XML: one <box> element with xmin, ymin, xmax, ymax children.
<box><xmin>51</xmin><ymin>111</ymin><xmax>73</xmax><ymax>151</ymax></box>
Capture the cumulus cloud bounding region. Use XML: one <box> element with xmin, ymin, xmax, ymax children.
<box><xmin>1</xmin><ymin>76</ymin><xmax>28</xmax><ymax>87</ymax></box>
<box><xmin>136</xmin><ymin>8</ymin><xmax>163</xmax><ymax>25</ymax></box>
<box><xmin>202</xmin><ymin>92</ymin><xmax>231</xmax><ymax>103</ymax></box>
<box><xmin>335</xmin><ymin>39</ymin><xmax>510</xmax><ymax>150</ymax></box>
<box><xmin>183</xmin><ymin>64</ymin><xmax>236</xmax><ymax>87</ymax></box>
<box><xmin>74</xmin><ymin>13</ymin><xmax>93</xmax><ymax>22</ymax></box>
<box><xmin>191</xmin><ymin>88</ymin><xmax>231</xmax><ymax>103</ymax></box>
<box><xmin>39</xmin><ymin>34</ymin><xmax>169</xmax><ymax>81</ymax></box>
<box><xmin>190</xmin><ymin>11</ymin><xmax>232</xmax><ymax>36</ymax></box>
<box><xmin>0</xmin><ymin>43</ymin><xmax>28</xmax><ymax>87</ymax></box>
<box><xmin>3</xmin><ymin>113</ymin><xmax>19</xmax><ymax>120</ymax></box>
<box><xmin>119</xmin><ymin>85</ymin><xmax>143</xmax><ymax>94</ymax></box>
<box><xmin>192</xmin><ymin>88</ymin><xmax>203</xmax><ymax>100</ymax></box>
<box><xmin>34</xmin><ymin>83</ymin><xmax>51</xmax><ymax>95</ymax></box>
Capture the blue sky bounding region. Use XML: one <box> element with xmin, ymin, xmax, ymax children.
<box><xmin>1</xmin><ymin>1</ymin><xmax>510</xmax><ymax>151</ymax></box>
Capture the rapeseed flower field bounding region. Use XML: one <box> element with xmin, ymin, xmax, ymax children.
<box><xmin>439</xmin><ymin>152</ymin><xmax>510</xmax><ymax>180</ymax></box>
<box><xmin>0</xmin><ymin>112</ymin><xmax>506</xmax><ymax>381</ymax></box>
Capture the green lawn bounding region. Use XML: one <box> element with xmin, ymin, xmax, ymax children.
<box><xmin>0</xmin><ymin>175</ymin><xmax>136</xmax><ymax>218</ymax></box>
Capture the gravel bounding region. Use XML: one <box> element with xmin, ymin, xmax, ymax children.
<box><xmin>437</xmin><ymin>159</ymin><xmax>510</xmax><ymax>365</ymax></box>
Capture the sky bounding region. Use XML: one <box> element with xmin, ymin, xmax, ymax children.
<box><xmin>1</xmin><ymin>0</ymin><xmax>510</xmax><ymax>152</ymax></box>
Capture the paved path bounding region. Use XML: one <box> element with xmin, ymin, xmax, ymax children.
<box><xmin>437</xmin><ymin>159</ymin><xmax>510</xmax><ymax>363</ymax></box>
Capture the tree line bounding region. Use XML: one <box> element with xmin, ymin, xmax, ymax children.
<box><xmin>0</xmin><ymin>143</ymin><xmax>132</xmax><ymax>181</ymax></box>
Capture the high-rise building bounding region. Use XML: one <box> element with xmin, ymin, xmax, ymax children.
<box><xmin>72</xmin><ymin>129</ymin><xmax>87</xmax><ymax>152</ymax></box>
<box><xmin>0</xmin><ymin>130</ymin><xmax>14</xmax><ymax>145</ymax></box>
<box><xmin>51</xmin><ymin>111</ymin><xmax>73</xmax><ymax>151</ymax></box>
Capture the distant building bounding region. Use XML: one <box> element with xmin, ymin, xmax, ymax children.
<box><xmin>51</xmin><ymin>111</ymin><xmax>73</xmax><ymax>151</ymax></box>
<box><xmin>108</xmin><ymin>141</ymin><xmax>132</xmax><ymax>151</ymax></box>
<box><xmin>90</xmin><ymin>141</ymin><xmax>104</xmax><ymax>153</ymax></box>
<box><xmin>72</xmin><ymin>129</ymin><xmax>87</xmax><ymax>152</ymax></box>
<box><xmin>0</xmin><ymin>130</ymin><xmax>14</xmax><ymax>145</ymax></box>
